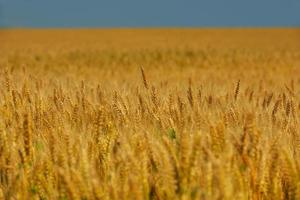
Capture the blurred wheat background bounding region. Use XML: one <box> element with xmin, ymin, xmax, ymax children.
<box><xmin>0</xmin><ymin>28</ymin><xmax>300</xmax><ymax>199</ymax></box>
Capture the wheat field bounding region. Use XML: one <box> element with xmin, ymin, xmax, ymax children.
<box><xmin>0</xmin><ymin>28</ymin><xmax>300</xmax><ymax>200</ymax></box>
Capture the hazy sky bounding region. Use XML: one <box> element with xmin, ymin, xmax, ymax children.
<box><xmin>0</xmin><ymin>0</ymin><xmax>299</xmax><ymax>27</ymax></box>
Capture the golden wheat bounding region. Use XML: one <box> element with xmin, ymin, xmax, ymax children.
<box><xmin>0</xmin><ymin>28</ymin><xmax>299</xmax><ymax>199</ymax></box>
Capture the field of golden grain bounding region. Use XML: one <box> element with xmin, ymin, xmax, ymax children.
<box><xmin>0</xmin><ymin>28</ymin><xmax>300</xmax><ymax>200</ymax></box>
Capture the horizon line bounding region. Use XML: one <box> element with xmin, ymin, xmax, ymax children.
<box><xmin>0</xmin><ymin>25</ymin><xmax>300</xmax><ymax>29</ymax></box>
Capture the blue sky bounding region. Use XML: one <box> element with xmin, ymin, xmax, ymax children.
<box><xmin>0</xmin><ymin>0</ymin><xmax>299</xmax><ymax>27</ymax></box>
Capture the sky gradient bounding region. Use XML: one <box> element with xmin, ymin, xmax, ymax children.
<box><xmin>0</xmin><ymin>0</ymin><xmax>300</xmax><ymax>27</ymax></box>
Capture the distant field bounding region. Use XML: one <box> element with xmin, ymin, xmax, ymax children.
<box><xmin>0</xmin><ymin>29</ymin><xmax>300</xmax><ymax>199</ymax></box>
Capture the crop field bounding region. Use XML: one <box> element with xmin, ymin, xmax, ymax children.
<box><xmin>0</xmin><ymin>28</ymin><xmax>300</xmax><ymax>200</ymax></box>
